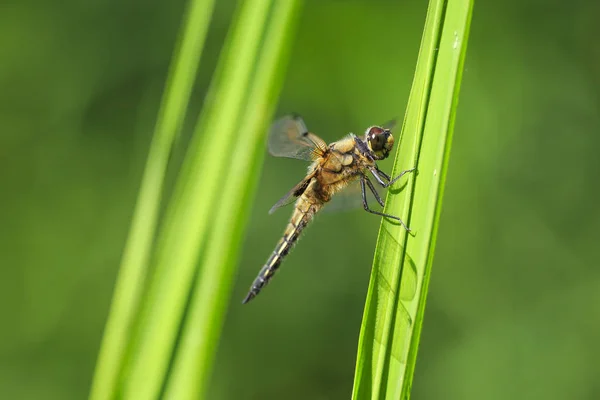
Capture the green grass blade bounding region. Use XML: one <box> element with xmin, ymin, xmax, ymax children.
<box><xmin>88</xmin><ymin>0</ymin><xmax>216</xmax><ymax>398</ymax></box>
<box><xmin>352</xmin><ymin>0</ymin><xmax>474</xmax><ymax>398</ymax></box>
<box><xmin>119</xmin><ymin>0</ymin><xmax>276</xmax><ymax>399</ymax></box>
<box><xmin>401</xmin><ymin>1</ymin><xmax>474</xmax><ymax>397</ymax></box>
<box><xmin>163</xmin><ymin>2</ymin><xmax>303</xmax><ymax>398</ymax></box>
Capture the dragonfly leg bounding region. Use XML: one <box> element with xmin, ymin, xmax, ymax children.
<box><xmin>370</xmin><ymin>167</ymin><xmax>415</xmax><ymax>188</ymax></box>
<box><xmin>363</xmin><ymin>175</ymin><xmax>385</xmax><ymax>207</ymax></box>
<box><xmin>360</xmin><ymin>176</ymin><xmax>411</xmax><ymax>231</ymax></box>
<box><xmin>369</xmin><ymin>168</ymin><xmax>389</xmax><ymax>186</ymax></box>
<box><xmin>388</xmin><ymin>167</ymin><xmax>416</xmax><ymax>186</ymax></box>
<box><xmin>376</xmin><ymin>168</ymin><xmax>391</xmax><ymax>182</ymax></box>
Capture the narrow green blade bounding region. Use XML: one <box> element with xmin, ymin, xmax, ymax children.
<box><xmin>352</xmin><ymin>0</ymin><xmax>474</xmax><ymax>398</ymax></box>
<box><xmin>119</xmin><ymin>0</ymin><xmax>275</xmax><ymax>399</ymax></box>
<box><xmin>163</xmin><ymin>2</ymin><xmax>303</xmax><ymax>398</ymax></box>
<box><xmin>89</xmin><ymin>0</ymin><xmax>216</xmax><ymax>398</ymax></box>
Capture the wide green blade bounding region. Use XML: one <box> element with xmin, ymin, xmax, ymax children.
<box><xmin>88</xmin><ymin>0</ymin><xmax>216</xmax><ymax>398</ymax></box>
<box><xmin>352</xmin><ymin>0</ymin><xmax>474</xmax><ymax>398</ymax></box>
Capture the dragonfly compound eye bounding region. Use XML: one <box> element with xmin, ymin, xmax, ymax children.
<box><xmin>383</xmin><ymin>131</ymin><xmax>394</xmax><ymax>153</ymax></box>
<box><xmin>366</xmin><ymin>126</ymin><xmax>394</xmax><ymax>159</ymax></box>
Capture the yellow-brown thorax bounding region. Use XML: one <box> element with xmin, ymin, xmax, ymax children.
<box><xmin>307</xmin><ymin>135</ymin><xmax>375</xmax><ymax>205</ymax></box>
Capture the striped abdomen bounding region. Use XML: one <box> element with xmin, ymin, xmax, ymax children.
<box><xmin>242</xmin><ymin>195</ymin><xmax>321</xmax><ymax>304</ymax></box>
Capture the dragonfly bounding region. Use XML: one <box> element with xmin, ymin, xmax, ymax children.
<box><xmin>242</xmin><ymin>114</ymin><xmax>415</xmax><ymax>304</ymax></box>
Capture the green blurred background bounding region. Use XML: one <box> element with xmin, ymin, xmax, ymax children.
<box><xmin>2</xmin><ymin>0</ymin><xmax>599</xmax><ymax>399</ymax></box>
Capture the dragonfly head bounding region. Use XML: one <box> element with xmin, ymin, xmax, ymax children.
<box><xmin>365</xmin><ymin>126</ymin><xmax>394</xmax><ymax>160</ymax></box>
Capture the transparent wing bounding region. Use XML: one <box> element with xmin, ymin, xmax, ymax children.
<box><xmin>381</xmin><ymin>118</ymin><xmax>397</xmax><ymax>131</ymax></box>
<box><xmin>268</xmin><ymin>177</ymin><xmax>311</xmax><ymax>214</ymax></box>
<box><xmin>268</xmin><ymin>115</ymin><xmax>328</xmax><ymax>161</ymax></box>
<box><xmin>323</xmin><ymin>177</ymin><xmax>387</xmax><ymax>214</ymax></box>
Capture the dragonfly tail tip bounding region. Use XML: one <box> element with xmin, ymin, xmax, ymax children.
<box><xmin>242</xmin><ymin>292</ymin><xmax>255</xmax><ymax>304</ymax></box>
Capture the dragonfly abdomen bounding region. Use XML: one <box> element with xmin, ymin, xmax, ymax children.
<box><xmin>242</xmin><ymin>196</ymin><xmax>320</xmax><ymax>304</ymax></box>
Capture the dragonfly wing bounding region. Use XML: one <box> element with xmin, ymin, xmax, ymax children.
<box><xmin>269</xmin><ymin>177</ymin><xmax>312</xmax><ymax>214</ymax></box>
<box><xmin>381</xmin><ymin>118</ymin><xmax>397</xmax><ymax>131</ymax></box>
<box><xmin>268</xmin><ymin>115</ymin><xmax>328</xmax><ymax>161</ymax></box>
<box><xmin>323</xmin><ymin>177</ymin><xmax>387</xmax><ymax>214</ymax></box>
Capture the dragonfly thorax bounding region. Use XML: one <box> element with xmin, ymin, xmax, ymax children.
<box><xmin>365</xmin><ymin>126</ymin><xmax>395</xmax><ymax>160</ymax></box>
